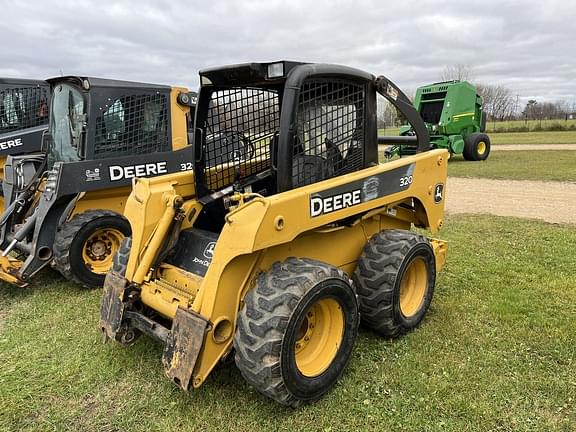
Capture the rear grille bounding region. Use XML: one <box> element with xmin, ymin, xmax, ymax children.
<box><xmin>421</xmin><ymin>91</ymin><xmax>447</xmax><ymax>101</ymax></box>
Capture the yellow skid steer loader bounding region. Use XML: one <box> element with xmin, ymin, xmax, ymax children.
<box><xmin>100</xmin><ymin>61</ymin><xmax>448</xmax><ymax>407</ymax></box>
<box><xmin>0</xmin><ymin>76</ymin><xmax>195</xmax><ymax>288</ymax></box>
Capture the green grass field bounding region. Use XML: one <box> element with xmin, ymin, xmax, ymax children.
<box><xmin>380</xmin><ymin>119</ymin><xmax>576</xmax><ymax>136</ymax></box>
<box><xmin>485</xmin><ymin>118</ymin><xmax>576</xmax><ymax>132</ymax></box>
<box><xmin>1</xmin><ymin>215</ymin><xmax>575</xmax><ymax>431</ymax></box>
<box><xmin>448</xmin><ymin>150</ymin><xmax>576</xmax><ymax>182</ymax></box>
<box><xmin>378</xmin><ymin>127</ymin><xmax>576</xmax><ymax>146</ymax></box>
<box><xmin>489</xmin><ymin>130</ymin><xmax>576</xmax><ymax>145</ymax></box>
<box><xmin>379</xmin><ymin>127</ymin><xmax>401</xmax><ymax>136</ymax></box>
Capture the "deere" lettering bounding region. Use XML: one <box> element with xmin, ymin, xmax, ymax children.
<box><xmin>0</xmin><ymin>138</ymin><xmax>23</xmax><ymax>151</ymax></box>
<box><xmin>109</xmin><ymin>161</ymin><xmax>167</xmax><ymax>181</ymax></box>
<box><xmin>310</xmin><ymin>190</ymin><xmax>362</xmax><ymax>217</ymax></box>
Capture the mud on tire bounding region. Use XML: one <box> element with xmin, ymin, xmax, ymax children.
<box><xmin>112</xmin><ymin>236</ymin><xmax>132</xmax><ymax>276</ymax></box>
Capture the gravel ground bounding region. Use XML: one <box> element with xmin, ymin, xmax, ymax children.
<box><xmin>446</xmin><ymin>177</ymin><xmax>576</xmax><ymax>225</ymax></box>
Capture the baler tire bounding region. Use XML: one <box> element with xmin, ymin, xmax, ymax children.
<box><xmin>463</xmin><ymin>132</ymin><xmax>491</xmax><ymax>161</ymax></box>
<box><xmin>353</xmin><ymin>230</ymin><xmax>436</xmax><ymax>338</ymax></box>
<box><xmin>234</xmin><ymin>257</ymin><xmax>359</xmax><ymax>407</ymax></box>
<box><xmin>53</xmin><ymin>210</ymin><xmax>131</xmax><ymax>289</ymax></box>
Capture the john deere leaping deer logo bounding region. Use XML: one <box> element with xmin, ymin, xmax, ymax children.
<box><xmin>434</xmin><ymin>183</ymin><xmax>444</xmax><ymax>203</ymax></box>
<box><xmin>203</xmin><ymin>242</ymin><xmax>216</xmax><ymax>259</ymax></box>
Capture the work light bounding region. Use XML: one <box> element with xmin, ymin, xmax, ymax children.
<box><xmin>267</xmin><ymin>62</ymin><xmax>284</xmax><ymax>79</ymax></box>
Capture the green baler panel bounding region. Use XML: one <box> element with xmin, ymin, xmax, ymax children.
<box><xmin>429</xmin><ymin>135</ymin><xmax>464</xmax><ymax>153</ymax></box>
<box><xmin>414</xmin><ymin>81</ymin><xmax>483</xmax><ymax>139</ymax></box>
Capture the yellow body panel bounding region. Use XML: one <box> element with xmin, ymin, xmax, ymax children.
<box><xmin>169</xmin><ymin>87</ymin><xmax>191</xmax><ymax>151</ymax></box>
<box><xmin>0</xmin><ymin>256</ymin><xmax>26</xmax><ymax>287</ymax></box>
<box><xmin>121</xmin><ymin>149</ymin><xmax>449</xmax><ymax>386</ymax></box>
<box><xmin>69</xmin><ymin>186</ymin><xmax>132</xmax><ymax>218</ymax></box>
<box><xmin>124</xmin><ymin>170</ymin><xmax>197</xmax><ymax>281</ymax></box>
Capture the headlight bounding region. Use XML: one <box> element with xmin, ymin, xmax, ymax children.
<box><xmin>44</xmin><ymin>169</ymin><xmax>59</xmax><ymax>201</ymax></box>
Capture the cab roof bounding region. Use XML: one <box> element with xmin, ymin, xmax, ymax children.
<box><xmin>199</xmin><ymin>61</ymin><xmax>307</xmax><ymax>86</ymax></box>
<box><xmin>46</xmin><ymin>76</ymin><xmax>172</xmax><ymax>91</ymax></box>
<box><xmin>0</xmin><ymin>77</ymin><xmax>49</xmax><ymax>87</ymax></box>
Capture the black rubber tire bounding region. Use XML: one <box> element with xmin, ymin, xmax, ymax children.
<box><xmin>353</xmin><ymin>230</ymin><xmax>436</xmax><ymax>338</ymax></box>
<box><xmin>463</xmin><ymin>132</ymin><xmax>491</xmax><ymax>161</ymax></box>
<box><xmin>234</xmin><ymin>257</ymin><xmax>359</xmax><ymax>407</ymax></box>
<box><xmin>53</xmin><ymin>210</ymin><xmax>131</xmax><ymax>289</ymax></box>
<box><xmin>111</xmin><ymin>236</ymin><xmax>132</xmax><ymax>276</ymax></box>
<box><xmin>107</xmin><ymin>237</ymin><xmax>141</xmax><ymax>346</ymax></box>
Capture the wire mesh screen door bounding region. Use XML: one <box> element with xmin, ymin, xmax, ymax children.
<box><xmin>292</xmin><ymin>79</ymin><xmax>366</xmax><ymax>188</ymax></box>
<box><xmin>0</xmin><ymin>85</ymin><xmax>49</xmax><ymax>133</ymax></box>
<box><xmin>94</xmin><ymin>92</ymin><xmax>169</xmax><ymax>158</ymax></box>
<box><xmin>203</xmin><ymin>88</ymin><xmax>279</xmax><ymax>191</ymax></box>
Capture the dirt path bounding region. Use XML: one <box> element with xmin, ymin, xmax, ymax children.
<box><xmin>491</xmin><ymin>144</ymin><xmax>576</xmax><ymax>151</ymax></box>
<box><xmin>446</xmin><ymin>177</ymin><xmax>576</xmax><ymax>224</ymax></box>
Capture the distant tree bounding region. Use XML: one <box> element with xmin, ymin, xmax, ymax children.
<box><xmin>377</xmin><ymin>91</ymin><xmax>414</xmax><ymax>130</ymax></box>
<box><xmin>377</xmin><ymin>96</ymin><xmax>400</xmax><ymax>129</ymax></box>
<box><xmin>439</xmin><ymin>65</ymin><xmax>572</xmax><ymax>124</ymax></box>
<box><xmin>477</xmin><ymin>84</ymin><xmax>515</xmax><ymax>121</ymax></box>
<box><xmin>440</xmin><ymin>64</ymin><xmax>474</xmax><ymax>82</ymax></box>
<box><xmin>523</xmin><ymin>100</ymin><xmax>539</xmax><ymax>120</ymax></box>
<box><xmin>376</xmin><ymin>95</ymin><xmax>388</xmax><ymax>128</ymax></box>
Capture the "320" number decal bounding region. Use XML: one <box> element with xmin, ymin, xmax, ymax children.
<box><xmin>400</xmin><ymin>175</ymin><xmax>413</xmax><ymax>187</ymax></box>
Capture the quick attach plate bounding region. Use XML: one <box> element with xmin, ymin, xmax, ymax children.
<box><xmin>162</xmin><ymin>307</ymin><xmax>209</xmax><ymax>391</ymax></box>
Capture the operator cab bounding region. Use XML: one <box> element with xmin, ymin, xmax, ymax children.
<box><xmin>45</xmin><ymin>76</ymin><xmax>194</xmax><ymax>167</ymax></box>
<box><xmin>191</xmin><ymin>61</ymin><xmax>379</xmax><ymax>233</ymax></box>
<box><xmin>166</xmin><ymin>61</ymin><xmax>430</xmax><ymax>276</ymax></box>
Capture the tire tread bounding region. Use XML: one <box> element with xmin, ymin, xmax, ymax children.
<box><xmin>53</xmin><ymin>210</ymin><xmax>129</xmax><ymax>288</ymax></box>
<box><xmin>234</xmin><ymin>257</ymin><xmax>354</xmax><ymax>407</ymax></box>
<box><xmin>353</xmin><ymin>229</ymin><xmax>433</xmax><ymax>337</ymax></box>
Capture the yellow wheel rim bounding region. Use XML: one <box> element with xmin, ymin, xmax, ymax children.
<box><xmin>399</xmin><ymin>258</ymin><xmax>428</xmax><ymax>318</ymax></box>
<box><xmin>295</xmin><ymin>298</ymin><xmax>344</xmax><ymax>377</ymax></box>
<box><xmin>81</xmin><ymin>228</ymin><xmax>125</xmax><ymax>274</ymax></box>
<box><xmin>477</xmin><ymin>141</ymin><xmax>487</xmax><ymax>155</ymax></box>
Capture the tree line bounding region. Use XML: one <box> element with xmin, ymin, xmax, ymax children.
<box><xmin>440</xmin><ymin>64</ymin><xmax>575</xmax><ymax>122</ymax></box>
<box><xmin>378</xmin><ymin>64</ymin><xmax>575</xmax><ymax>129</ymax></box>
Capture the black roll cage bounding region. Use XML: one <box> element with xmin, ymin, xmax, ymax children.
<box><xmin>192</xmin><ymin>62</ymin><xmax>430</xmax><ymax>196</ymax></box>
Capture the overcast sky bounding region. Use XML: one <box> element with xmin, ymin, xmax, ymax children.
<box><xmin>1</xmin><ymin>0</ymin><xmax>575</xmax><ymax>106</ymax></box>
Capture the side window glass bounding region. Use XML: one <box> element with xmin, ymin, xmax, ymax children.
<box><xmin>94</xmin><ymin>93</ymin><xmax>169</xmax><ymax>159</ymax></box>
<box><xmin>0</xmin><ymin>86</ymin><xmax>49</xmax><ymax>132</ymax></box>
<box><xmin>202</xmin><ymin>88</ymin><xmax>279</xmax><ymax>191</ymax></box>
<box><xmin>292</xmin><ymin>80</ymin><xmax>365</xmax><ymax>188</ymax></box>
<box><xmin>103</xmin><ymin>99</ymin><xmax>125</xmax><ymax>139</ymax></box>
